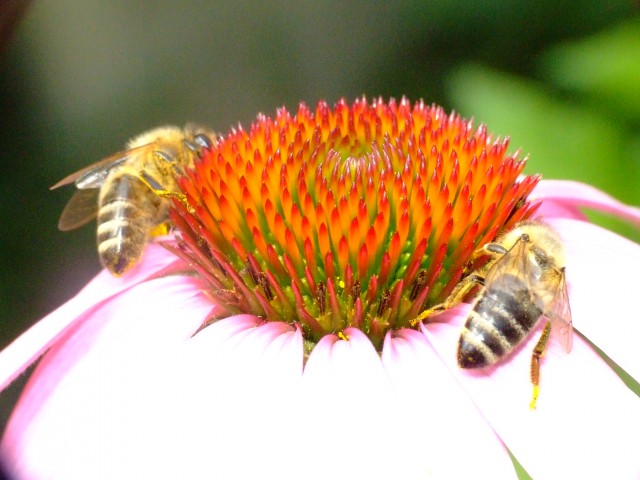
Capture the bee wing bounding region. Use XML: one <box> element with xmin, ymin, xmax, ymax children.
<box><xmin>483</xmin><ymin>235</ymin><xmax>531</xmax><ymax>288</ymax></box>
<box><xmin>50</xmin><ymin>143</ymin><xmax>154</xmax><ymax>190</ymax></box>
<box><xmin>57</xmin><ymin>188</ymin><xmax>100</xmax><ymax>231</ymax></box>
<box><xmin>550</xmin><ymin>271</ymin><xmax>573</xmax><ymax>353</ymax></box>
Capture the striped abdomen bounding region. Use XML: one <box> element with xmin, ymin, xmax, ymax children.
<box><xmin>97</xmin><ymin>172</ymin><xmax>164</xmax><ymax>276</ymax></box>
<box><xmin>458</xmin><ymin>274</ymin><xmax>542</xmax><ymax>368</ymax></box>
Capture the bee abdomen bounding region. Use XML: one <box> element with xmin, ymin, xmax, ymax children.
<box><xmin>97</xmin><ymin>175</ymin><xmax>156</xmax><ymax>275</ymax></box>
<box><xmin>97</xmin><ymin>204</ymin><xmax>148</xmax><ymax>275</ymax></box>
<box><xmin>458</xmin><ymin>277</ymin><xmax>542</xmax><ymax>369</ymax></box>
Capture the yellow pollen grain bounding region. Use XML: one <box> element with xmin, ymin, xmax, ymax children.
<box><xmin>337</xmin><ymin>331</ymin><xmax>350</xmax><ymax>341</ymax></box>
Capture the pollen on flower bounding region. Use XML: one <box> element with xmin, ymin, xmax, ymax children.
<box><xmin>168</xmin><ymin>97</ymin><xmax>539</xmax><ymax>350</ymax></box>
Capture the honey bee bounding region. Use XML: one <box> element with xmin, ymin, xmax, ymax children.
<box><xmin>51</xmin><ymin>125</ymin><xmax>215</xmax><ymax>276</ymax></box>
<box><xmin>416</xmin><ymin>221</ymin><xmax>573</xmax><ymax>408</ymax></box>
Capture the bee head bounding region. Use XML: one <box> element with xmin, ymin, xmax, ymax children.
<box><xmin>501</xmin><ymin>221</ymin><xmax>566</xmax><ymax>272</ymax></box>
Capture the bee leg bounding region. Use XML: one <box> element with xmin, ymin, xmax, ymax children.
<box><xmin>461</xmin><ymin>241</ymin><xmax>508</xmax><ymax>278</ymax></box>
<box><xmin>411</xmin><ymin>241</ymin><xmax>508</xmax><ymax>326</ymax></box>
<box><xmin>466</xmin><ymin>242</ymin><xmax>508</xmax><ymax>265</ymax></box>
<box><xmin>530</xmin><ymin>320</ymin><xmax>552</xmax><ymax>410</ymax></box>
<box><xmin>138</xmin><ymin>170</ymin><xmax>194</xmax><ymax>212</ymax></box>
<box><xmin>149</xmin><ymin>222</ymin><xmax>171</xmax><ymax>237</ymax></box>
<box><xmin>411</xmin><ymin>272</ymin><xmax>485</xmax><ymax>326</ymax></box>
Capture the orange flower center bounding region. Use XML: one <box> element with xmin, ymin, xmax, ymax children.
<box><xmin>169</xmin><ymin>97</ymin><xmax>539</xmax><ymax>350</ymax></box>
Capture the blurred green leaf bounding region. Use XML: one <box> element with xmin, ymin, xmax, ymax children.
<box><xmin>446</xmin><ymin>64</ymin><xmax>640</xmax><ymax>207</ymax></box>
<box><xmin>540</xmin><ymin>17</ymin><xmax>640</xmax><ymax>121</ymax></box>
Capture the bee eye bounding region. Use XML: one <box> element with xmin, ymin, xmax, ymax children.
<box><xmin>194</xmin><ymin>134</ymin><xmax>213</xmax><ymax>150</ymax></box>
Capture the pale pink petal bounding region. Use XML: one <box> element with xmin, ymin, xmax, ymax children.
<box><xmin>160</xmin><ymin>319</ymin><xmax>304</xmax><ymax>479</ymax></box>
<box><xmin>532</xmin><ymin>180</ymin><xmax>640</xmax><ymax>225</ymax></box>
<box><xmin>381</xmin><ymin>329</ymin><xmax>517</xmax><ymax>479</ymax></box>
<box><xmin>422</xmin><ymin>307</ymin><xmax>640</xmax><ymax>479</ymax></box>
<box><xmin>300</xmin><ymin>329</ymin><xmax>432</xmax><ymax>479</ymax></box>
<box><xmin>0</xmin><ymin>241</ymin><xmax>183</xmax><ymax>390</ymax></box>
<box><xmin>1</xmin><ymin>275</ymin><xmax>213</xmax><ymax>480</ymax></box>
<box><xmin>2</xmin><ymin>310</ymin><xmax>306</xmax><ymax>479</ymax></box>
<box><xmin>550</xmin><ymin>217</ymin><xmax>640</xmax><ymax>381</ymax></box>
<box><xmin>294</xmin><ymin>327</ymin><xmax>513</xmax><ymax>479</ymax></box>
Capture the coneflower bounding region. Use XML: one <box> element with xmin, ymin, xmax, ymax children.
<box><xmin>1</xmin><ymin>98</ymin><xmax>639</xmax><ymax>479</ymax></box>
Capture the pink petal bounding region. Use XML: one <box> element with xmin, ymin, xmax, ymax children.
<box><xmin>163</xmin><ymin>319</ymin><xmax>304</xmax><ymax>478</ymax></box>
<box><xmin>0</xmin><ymin>241</ymin><xmax>183</xmax><ymax>391</ymax></box>
<box><xmin>293</xmin><ymin>328</ymin><xmax>516</xmax><ymax>478</ymax></box>
<box><xmin>532</xmin><ymin>180</ymin><xmax>640</xmax><ymax>225</ymax></box>
<box><xmin>381</xmin><ymin>329</ymin><xmax>517</xmax><ymax>479</ymax></box>
<box><xmin>550</xmin><ymin>217</ymin><xmax>640</xmax><ymax>382</ymax></box>
<box><xmin>2</xmin><ymin>311</ymin><xmax>308</xmax><ymax>479</ymax></box>
<box><xmin>422</xmin><ymin>306</ymin><xmax>640</xmax><ymax>479</ymax></box>
<box><xmin>300</xmin><ymin>329</ymin><xmax>434</xmax><ymax>479</ymax></box>
<box><xmin>1</xmin><ymin>274</ymin><xmax>213</xmax><ymax>479</ymax></box>
<box><xmin>534</xmin><ymin>199</ymin><xmax>588</xmax><ymax>221</ymax></box>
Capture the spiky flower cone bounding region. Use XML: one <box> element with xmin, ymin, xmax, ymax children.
<box><xmin>169</xmin><ymin>97</ymin><xmax>538</xmax><ymax>349</ymax></box>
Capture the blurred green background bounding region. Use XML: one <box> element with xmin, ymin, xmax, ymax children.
<box><xmin>1</xmin><ymin>2</ymin><xmax>639</xmax><ymax>476</ymax></box>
